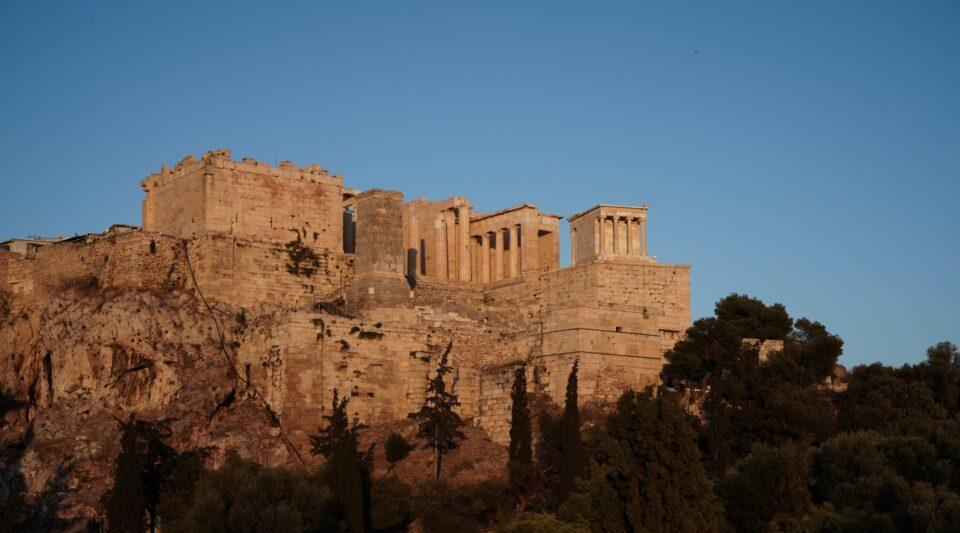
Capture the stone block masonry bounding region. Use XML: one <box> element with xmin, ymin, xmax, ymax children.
<box><xmin>2</xmin><ymin>148</ymin><xmax>693</xmax><ymax>448</ymax></box>
<box><xmin>141</xmin><ymin>149</ymin><xmax>344</xmax><ymax>252</ymax></box>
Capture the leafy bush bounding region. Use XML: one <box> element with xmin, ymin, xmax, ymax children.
<box><xmin>411</xmin><ymin>480</ymin><xmax>509</xmax><ymax>533</ymax></box>
<box><xmin>371</xmin><ymin>476</ymin><xmax>413</xmax><ymax>531</ymax></box>
<box><xmin>161</xmin><ymin>450</ymin><xmax>337</xmax><ymax>532</ymax></box>
<box><xmin>384</xmin><ymin>432</ymin><xmax>413</xmax><ymax>467</ymax></box>
<box><xmin>284</xmin><ymin>237</ymin><xmax>320</xmax><ymax>278</ymax></box>
<box><xmin>496</xmin><ymin>513</ymin><xmax>588</xmax><ymax>533</ymax></box>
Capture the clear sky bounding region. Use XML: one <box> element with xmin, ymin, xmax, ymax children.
<box><xmin>1</xmin><ymin>1</ymin><xmax>957</xmax><ymax>367</ymax></box>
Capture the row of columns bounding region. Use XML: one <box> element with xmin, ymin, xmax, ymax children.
<box><xmin>474</xmin><ymin>225</ymin><xmax>522</xmax><ymax>283</ymax></box>
<box><xmin>431</xmin><ymin>206</ymin><xmax>472</xmax><ymax>281</ymax></box>
<box><xmin>595</xmin><ymin>216</ymin><xmax>647</xmax><ymax>257</ymax></box>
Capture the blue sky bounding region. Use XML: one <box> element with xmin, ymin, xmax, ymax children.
<box><xmin>1</xmin><ymin>1</ymin><xmax>957</xmax><ymax>367</ymax></box>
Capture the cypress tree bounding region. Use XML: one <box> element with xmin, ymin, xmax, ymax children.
<box><xmin>103</xmin><ymin>417</ymin><xmax>172</xmax><ymax>533</ymax></box>
<box><xmin>559</xmin><ymin>360</ymin><xmax>586</xmax><ymax>501</ymax></box>
<box><xmin>409</xmin><ymin>341</ymin><xmax>466</xmax><ymax>479</ymax></box>
<box><xmin>310</xmin><ymin>390</ymin><xmax>369</xmax><ymax>532</ymax></box>
<box><xmin>508</xmin><ymin>365</ymin><xmax>533</xmax><ymax>507</ymax></box>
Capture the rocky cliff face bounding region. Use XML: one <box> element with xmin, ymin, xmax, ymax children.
<box><xmin>0</xmin><ymin>281</ymin><xmax>294</xmax><ymax>525</ymax></box>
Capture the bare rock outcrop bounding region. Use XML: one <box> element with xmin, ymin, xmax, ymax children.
<box><xmin>0</xmin><ymin>284</ymin><xmax>290</xmax><ymax>524</ymax></box>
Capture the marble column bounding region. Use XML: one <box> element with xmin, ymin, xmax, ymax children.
<box><xmin>597</xmin><ymin>217</ymin><xmax>605</xmax><ymax>256</ymax></box>
<box><xmin>480</xmin><ymin>233</ymin><xmax>491</xmax><ymax>282</ymax></box>
<box><xmin>625</xmin><ymin>218</ymin><xmax>634</xmax><ymax>256</ymax></box>
<box><xmin>641</xmin><ymin>216</ymin><xmax>648</xmax><ymax>256</ymax></box>
<box><xmin>410</xmin><ymin>215</ymin><xmax>420</xmax><ymax>275</ymax></box>
<box><xmin>444</xmin><ymin>210</ymin><xmax>456</xmax><ymax>280</ymax></box>
<box><xmin>458</xmin><ymin>206</ymin><xmax>471</xmax><ymax>282</ymax></box>
<box><xmin>509</xmin><ymin>225</ymin><xmax>520</xmax><ymax>277</ymax></box>
<box><xmin>613</xmin><ymin>216</ymin><xmax>621</xmax><ymax>256</ymax></box>
<box><xmin>434</xmin><ymin>216</ymin><xmax>446</xmax><ymax>278</ymax></box>
<box><xmin>494</xmin><ymin>230</ymin><xmax>504</xmax><ymax>281</ymax></box>
<box><xmin>570</xmin><ymin>227</ymin><xmax>577</xmax><ymax>265</ymax></box>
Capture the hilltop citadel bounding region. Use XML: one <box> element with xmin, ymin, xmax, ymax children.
<box><xmin>1</xmin><ymin>149</ymin><xmax>691</xmax><ymax>445</ymax></box>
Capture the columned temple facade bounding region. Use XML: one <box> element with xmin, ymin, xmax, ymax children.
<box><xmin>400</xmin><ymin>200</ymin><xmax>562</xmax><ymax>283</ymax></box>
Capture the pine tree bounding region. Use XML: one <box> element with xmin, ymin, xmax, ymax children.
<box><xmin>103</xmin><ymin>417</ymin><xmax>173</xmax><ymax>533</ymax></box>
<box><xmin>409</xmin><ymin>341</ymin><xmax>466</xmax><ymax>480</ymax></box>
<box><xmin>310</xmin><ymin>389</ymin><xmax>370</xmax><ymax>532</ymax></box>
<box><xmin>508</xmin><ymin>365</ymin><xmax>533</xmax><ymax>508</ymax></box>
<box><xmin>559</xmin><ymin>360</ymin><xmax>586</xmax><ymax>502</ymax></box>
<box><xmin>559</xmin><ymin>389</ymin><xmax>725</xmax><ymax>531</ymax></box>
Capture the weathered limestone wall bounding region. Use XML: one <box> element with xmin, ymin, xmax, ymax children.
<box><xmin>0</xmin><ymin>231</ymin><xmax>189</xmax><ymax>305</ymax></box>
<box><xmin>482</xmin><ymin>274</ymin><xmax>542</xmax><ymax>327</ymax></box>
<box><xmin>472</xmin><ymin>259</ymin><xmax>692</xmax><ymax>443</ymax></box>
<box><xmin>351</xmin><ymin>189</ymin><xmax>410</xmax><ymax>309</ymax></box>
<box><xmin>141</xmin><ymin>150</ymin><xmax>344</xmax><ymax>251</ymax></box>
<box><xmin>411</xmin><ymin>278</ymin><xmax>485</xmax><ymax>320</ymax></box>
<box><xmin>243</xmin><ymin>306</ymin><xmax>509</xmax><ymax>448</ymax></box>
<box><xmin>186</xmin><ymin>234</ymin><xmax>353</xmax><ymax>310</ymax></box>
<box><xmin>262</xmin><ymin>310</ymin><xmax>435</xmax><ymax>445</ymax></box>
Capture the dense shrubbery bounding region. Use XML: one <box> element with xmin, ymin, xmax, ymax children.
<box><xmin>7</xmin><ymin>293</ymin><xmax>960</xmax><ymax>531</ymax></box>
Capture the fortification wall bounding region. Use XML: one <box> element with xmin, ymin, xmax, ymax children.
<box><xmin>142</xmin><ymin>151</ymin><xmax>344</xmax><ymax>251</ymax></box>
<box><xmin>482</xmin><ymin>274</ymin><xmax>541</xmax><ymax>327</ymax></box>
<box><xmin>186</xmin><ymin>234</ymin><xmax>353</xmax><ymax>310</ymax></box>
<box><xmin>411</xmin><ymin>278</ymin><xmax>485</xmax><ymax>320</ymax></box>
<box><xmin>471</xmin><ymin>260</ymin><xmax>691</xmax><ymax>443</ymax></box>
<box><xmin>0</xmin><ymin>232</ymin><xmax>189</xmax><ymax>305</ymax></box>
<box><xmin>249</xmin><ymin>306</ymin><xmax>512</xmax><ymax>447</ymax></box>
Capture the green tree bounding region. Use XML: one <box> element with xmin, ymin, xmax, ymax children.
<box><xmin>559</xmin><ymin>389</ymin><xmax>724</xmax><ymax>532</ymax></box>
<box><xmin>370</xmin><ymin>476</ymin><xmax>413</xmax><ymax>531</ymax></box>
<box><xmin>156</xmin><ymin>450</ymin><xmax>205</xmax><ymax>529</ymax></box>
<box><xmin>898</xmin><ymin>341</ymin><xmax>960</xmax><ymax>414</ymax></box>
<box><xmin>409</xmin><ymin>342</ymin><xmax>465</xmax><ymax>480</ymax></box>
<box><xmin>508</xmin><ymin>365</ymin><xmax>533</xmax><ymax>508</ymax></box>
<box><xmin>310</xmin><ymin>390</ymin><xmax>370</xmax><ymax>533</ymax></box>
<box><xmin>103</xmin><ymin>417</ymin><xmax>174</xmax><ymax>533</ymax></box>
<box><xmin>496</xmin><ymin>512</ymin><xmax>588</xmax><ymax>533</ymax></box>
<box><xmin>840</xmin><ymin>363</ymin><xmax>946</xmax><ymax>434</ymax></box>
<box><xmin>718</xmin><ymin>442</ymin><xmax>815</xmax><ymax>532</ymax></box>
<box><xmin>662</xmin><ymin>294</ymin><xmax>843</xmax><ymax>473</ymax></box>
<box><xmin>534</xmin><ymin>410</ymin><xmax>563</xmax><ymax>510</ymax></box>
<box><xmin>558</xmin><ymin>360</ymin><xmax>586</xmax><ymax>502</ymax></box>
<box><xmin>410</xmin><ymin>479</ymin><xmax>507</xmax><ymax>533</ymax></box>
<box><xmin>162</xmin><ymin>450</ymin><xmax>337</xmax><ymax>533</ymax></box>
<box><xmin>714</xmin><ymin>293</ymin><xmax>793</xmax><ymax>340</ymax></box>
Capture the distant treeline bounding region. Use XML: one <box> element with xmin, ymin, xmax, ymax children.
<box><xmin>4</xmin><ymin>293</ymin><xmax>960</xmax><ymax>532</ymax></box>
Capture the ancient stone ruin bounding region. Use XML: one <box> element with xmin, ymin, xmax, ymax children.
<box><xmin>1</xmin><ymin>148</ymin><xmax>690</xmax><ymax>457</ymax></box>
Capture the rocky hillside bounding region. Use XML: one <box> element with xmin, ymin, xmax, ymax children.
<box><xmin>0</xmin><ymin>280</ymin><xmax>296</xmax><ymax>525</ymax></box>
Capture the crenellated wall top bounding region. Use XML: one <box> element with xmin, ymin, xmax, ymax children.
<box><xmin>140</xmin><ymin>148</ymin><xmax>343</xmax><ymax>192</ymax></box>
<box><xmin>567</xmin><ymin>203</ymin><xmax>649</xmax><ymax>223</ymax></box>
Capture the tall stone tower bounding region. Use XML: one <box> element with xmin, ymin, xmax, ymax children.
<box><xmin>351</xmin><ymin>189</ymin><xmax>411</xmax><ymax>309</ymax></box>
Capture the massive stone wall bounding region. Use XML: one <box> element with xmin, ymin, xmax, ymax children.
<box><xmin>187</xmin><ymin>233</ymin><xmax>353</xmax><ymax>310</ymax></box>
<box><xmin>141</xmin><ymin>150</ymin><xmax>344</xmax><ymax>251</ymax></box>
<box><xmin>0</xmin><ymin>231</ymin><xmax>189</xmax><ymax>305</ymax></box>
<box><xmin>470</xmin><ymin>259</ymin><xmax>691</xmax><ymax>441</ymax></box>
